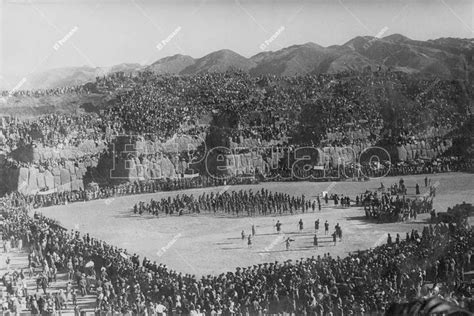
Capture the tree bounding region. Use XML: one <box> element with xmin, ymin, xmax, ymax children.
<box><xmin>205</xmin><ymin>108</ymin><xmax>240</xmax><ymax>149</ymax></box>
<box><xmin>293</xmin><ymin>99</ymin><xmax>330</xmax><ymax>146</ymax></box>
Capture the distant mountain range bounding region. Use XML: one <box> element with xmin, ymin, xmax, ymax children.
<box><xmin>1</xmin><ymin>63</ymin><xmax>144</xmax><ymax>91</ymax></box>
<box><xmin>3</xmin><ymin>34</ymin><xmax>473</xmax><ymax>90</ymax></box>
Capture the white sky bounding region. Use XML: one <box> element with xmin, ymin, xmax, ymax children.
<box><xmin>1</xmin><ymin>0</ymin><xmax>473</xmax><ymax>78</ymax></box>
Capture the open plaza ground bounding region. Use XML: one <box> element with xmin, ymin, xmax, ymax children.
<box><xmin>36</xmin><ymin>172</ymin><xmax>474</xmax><ymax>277</ymax></box>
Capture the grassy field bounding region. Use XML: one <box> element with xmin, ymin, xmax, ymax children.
<box><xmin>38</xmin><ymin>172</ymin><xmax>474</xmax><ymax>276</ymax></box>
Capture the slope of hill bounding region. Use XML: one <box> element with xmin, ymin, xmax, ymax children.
<box><xmin>1</xmin><ymin>64</ymin><xmax>143</xmax><ymax>91</ymax></box>
<box><xmin>24</xmin><ymin>66</ymin><xmax>98</xmax><ymax>90</ymax></box>
<box><xmin>345</xmin><ymin>34</ymin><xmax>471</xmax><ymax>79</ymax></box>
<box><xmin>148</xmin><ymin>54</ymin><xmax>195</xmax><ymax>74</ymax></box>
<box><xmin>250</xmin><ymin>43</ymin><xmax>327</xmax><ymax>75</ymax></box>
<box><xmin>181</xmin><ymin>49</ymin><xmax>256</xmax><ymax>74</ymax></box>
<box><xmin>100</xmin><ymin>63</ymin><xmax>143</xmax><ymax>76</ymax></box>
<box><xmin>2</xmin><ymin>35</ymin><xmax>472</xmax><ymax>90</ymax></box>
<box><xmin>150</xmin><ymin>35</ymin><xmax>473</xmax><ymax>79</ymax></box>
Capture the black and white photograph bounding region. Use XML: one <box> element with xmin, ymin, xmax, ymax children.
<box><xmin>0</xmin><ymin>0</ymin><xmax>473</xmax><ymax>314</ymax></box>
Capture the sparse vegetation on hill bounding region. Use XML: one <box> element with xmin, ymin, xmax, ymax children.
<box><xmin>1</xmin><ymin>35</ymin><xmax>472</xmax><ymax>92</ymax></box>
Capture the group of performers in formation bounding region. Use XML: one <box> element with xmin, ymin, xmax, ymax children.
<box><xmin>133</xmin><ymin>178</ymin><xmax>434</xmax><ymax>225</ymax></box>
<box><xmin>132</xmin><ymin>187</ymin><xmax>350</xmax><ymax>252</ymax></box>
<box><xmin>133</xmin><ymin>189</ymin><xmax>320</xmax><ymax>217</ymax></box>
<box><xmin>242</xmin><ymin>218</ymin><xmax>344</xmax><ymax>251</ymax></box>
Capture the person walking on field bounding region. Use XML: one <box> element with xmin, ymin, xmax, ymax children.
<box><xmin>275</xmin><ymin>221</ymin><xmax>282</xmax><ymax>234</ymax></box>
<box><xmin>324</xmin><ymin>221</ymin><xmax>329</xmax><ymax>235</ymax></box>
<box><xmin>298</xmin><ymin>219</ymin><xmax>304</xmax><ymax>232</ymax></box>
<box><xmin>332</xmin><ymin>232</ymin><xmax>337</xmax><ymax>246</ymax></box>
<box><xmin>284</xmin><ymin>237</ymin><xmax>294</xmax><ymax>251</ymax></box>
<box><xmin>247</xmin><ymin>235</ymin><xmax>252</xmax><ymax>248</ymax></box>
<box><xmin>387</xmin><ymin>233</ymin><xmax>393</xmax><ymax>245</ymax></box>
<box><xmin>252</xmin><ymin>225</ymin><xmax>256</xmax><ymax>236</ymax></box>
<box><xmin>313</xmin><ymin>235</ymin><xmax>318</xmax><ymax>247</ymax></box>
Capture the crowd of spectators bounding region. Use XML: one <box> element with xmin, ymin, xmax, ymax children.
<box><xmin>104</xmin><ymin>70</ymin><xmax>468</xmax><ymax>148</ymax></box>
<box><xmin>265</xmin><ymin>154</ymin><xmax>472</xmax><ymax>183</ymax></box>
<box><xmin>1</xmin><ymin>69</ymin><xmax>467</xmax><ymax>157</ymax></box>
<box><xmin>0</xmin><ymin>70</ymin><xmax>471</xmax><ymax>202</ymax></box>
<box><xmin>0</xmin><ymin>198</ymin><xmax>472</xmax><ymax>314</ymax></box>
<box><xmin>387</xmin><ymin>158</ymin><xmax>474</xmax><ymax>176</ymax></box>
<box><xmin>361</xmin><ymin>185</ymin><xmax>434</xmax><ymax>223</ymax></box>
<box><xmin>1</xmin><ymin>85</ymin><xmax>90</xmax><ymax>98</ymax></box>
<box><xmin>0</xmin><ymin>113</ymin><xmax>107</xmax><ymax>152</ymax></box>
<box><xmin>4</xmin><ymin>176</ymin><xmax>251</xmax><ymax>209</ymax></box>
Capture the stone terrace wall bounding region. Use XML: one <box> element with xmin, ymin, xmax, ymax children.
<box><xmin>387</xmin><ymin>139</ymin><xmax>452</xmax><ymax>162</ymax></box>
<box><xmin>105</xmin><ymin>135</ymin><xmax>201</xmax><ymax>182</ymax></box>
<box><xmin>34</xmin><ymin>141</ymin><xmax>106</xmax><ymax>162</ymax></box>
<box><xmin>4</xmin><ymin>159</ymin><xmax>99</xmax><ymax>195</ymax></box>
<box><xmin>109</xmin><ymin>155</ymin><xmax>187</xmax><ymax>181</ymax></box>
<box><xmin>219</xmin><ymin>139</ymin><xmax>453</xmax><ymax>177</ymax></box>
<box><xmin>10</xmin><ymin>140</ymin><xmax>106</xmax><ymax>163</ymax></box>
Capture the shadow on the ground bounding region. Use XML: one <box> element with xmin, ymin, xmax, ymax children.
<box><xmin>221</xmin><ymin>247</ymin><xmax>245</xmax><ymax>250</ymax></box>
<box><xmin>257</xmin><ymin>246</ymin><xmax>336</xmax><ymax>253</ymax></box>
<box><xmin>343</xmin><ymin>215</ymin><xmax>371</xmax><ymax>222</ymax></box>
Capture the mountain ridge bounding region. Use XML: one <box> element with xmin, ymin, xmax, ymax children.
<box><xmin>2</xmin><ymin>34</ymin><xmax>472</xmax><ymax>90</ymax></box>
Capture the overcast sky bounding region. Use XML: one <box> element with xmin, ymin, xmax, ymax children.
<box><xmin>1</xmin><ymin>0</ymin><xmax>473</xmax><ymax>78</ymax></box>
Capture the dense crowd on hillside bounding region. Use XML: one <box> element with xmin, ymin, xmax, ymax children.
<box><xmin>0</xmin><ymin>153</ymin><xmax>101</xmax><ymax>174</ymax></box>
<box><xmin>0</xmin><ymin>113</ymin><xmax>107</xmax><ymax>152</ymax></box>
<box><xmin>0</xmin><ymin>70</ymin><xmax>471</xmax><ymax>201</ymax></box>
<box><xmin>1</xmin><ymin>85</ymin><xmax>90</xmax><ymax>98</ymax></box>
<box><xmin>104</xmin><ymin>70</ymin><xmax>467</xmax><ymax>147</ymax></box>
<box><xmin>0</xmin><ymin>199</ymin><xmax>472</xmax><ymax>314</ymax></box>
<box><xmin>0</xmin><ymin>59</ymin><xmax>473</xmax><ymax>316</ymax></box>
<box><xmin>2</xmin><ymin>70</ymin><xmax>467</xmax><ymax>153</ymax></box>
<box><xmin>0</xmin><ymin>71</ymin><xmax>466</xmax><ymax>151</ymax></box>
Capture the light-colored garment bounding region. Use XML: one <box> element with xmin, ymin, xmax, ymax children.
<box><xmin>155</xmin><ymin>303</ymin><xmax>167</xmax><ymax>314</ymax></box>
